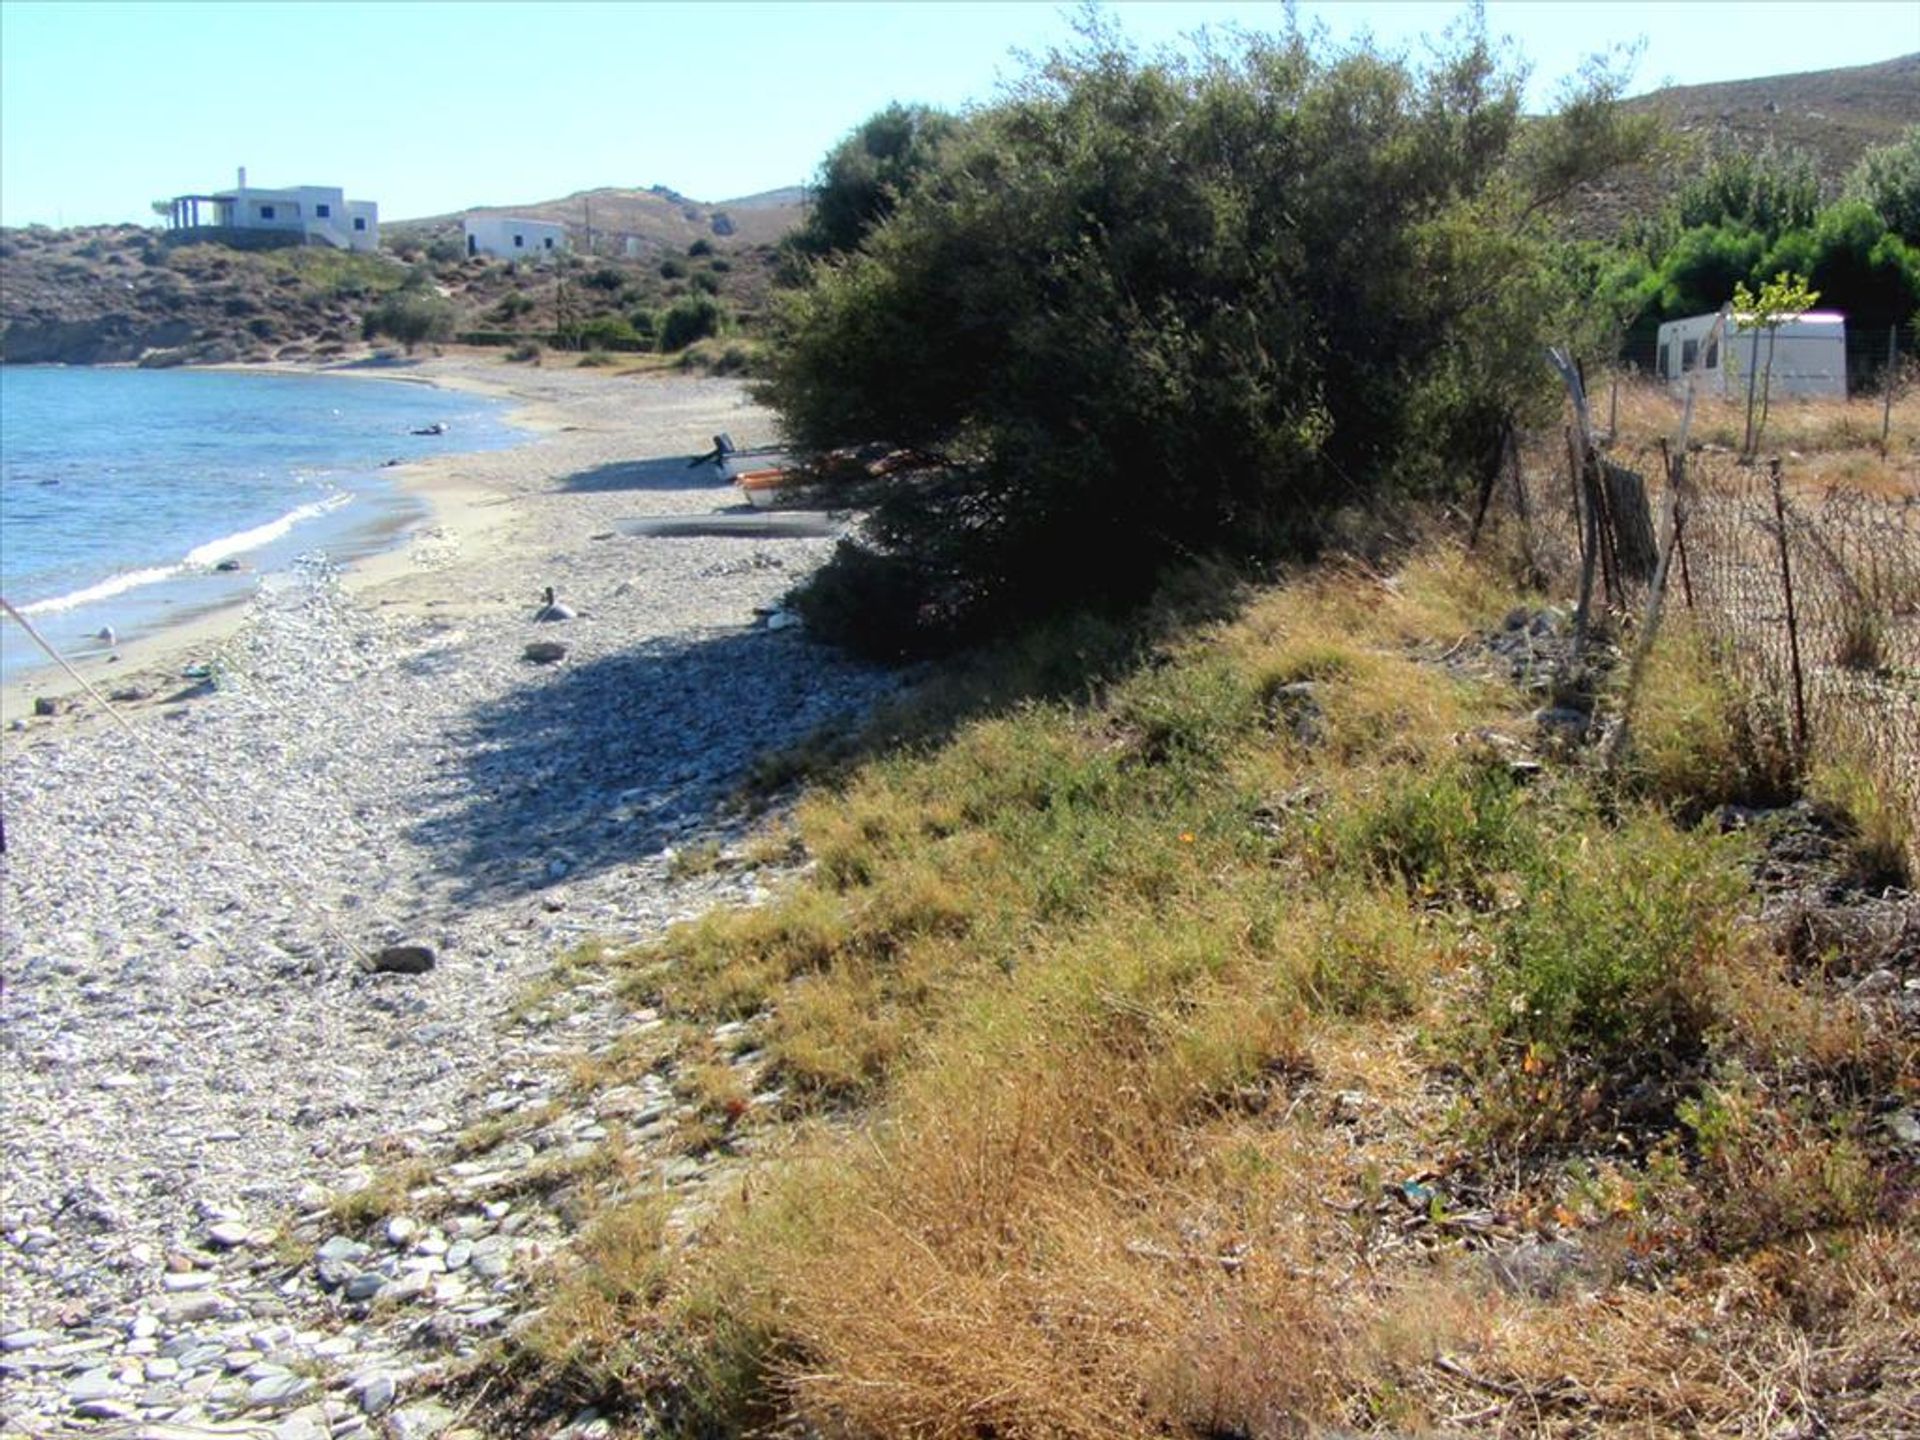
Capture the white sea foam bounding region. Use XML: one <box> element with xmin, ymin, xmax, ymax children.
<box><xmin>17</xmin><ymin>564</ymin><xmax>186</xmax><ymax>616</ymax></box>
<box><xmin>184</xmin><ymin>493</ymin><xmax>352</xmax><ymax>568</ymax></box>
<box><xmin>19</xmin><ymin>493</ymin><xmax>354</xmax><ymax>616</ymax></box>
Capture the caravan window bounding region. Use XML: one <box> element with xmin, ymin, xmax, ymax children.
<box><xmin>1682</xmin><ymin>339</ymin><xmax>1699</xmax><ymax>372</ymax></box>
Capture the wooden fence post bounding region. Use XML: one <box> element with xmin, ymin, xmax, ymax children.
<box><xmin>1884</xmin><ymin>324</ymin><xmax>1899</xmax><ymax>455</ymax></box>
<box><xmin>1769</xmin><ymin>457</ymin><xmax>1809</xmax><ymax>764</ymax></box>
<box><xmin>1547</xmin><ymin>348</ymin><xmax>1600</xmax><ymax>670</ymax></box>
<box><xmin>1658</xmin><ymin>438</ymin><xmax>1695</xmax><ymax>611</ymax></box>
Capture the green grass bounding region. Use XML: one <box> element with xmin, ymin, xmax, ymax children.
<box><xmin>481</xmin><ymin>545</ymin><xmax>1916</xmax><ymax>1438</ymax></box>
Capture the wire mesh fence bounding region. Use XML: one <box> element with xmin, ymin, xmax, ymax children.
<box><xmin>1494</xmin><ymin>416</ymin><xmax>1920</xmax><ymax>833</ymax></box>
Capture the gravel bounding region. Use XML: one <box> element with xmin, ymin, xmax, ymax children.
<box><xmin>0</xmin><ymin>365</ymin><xmax>897</xmax><ymax>1434</ymax></box>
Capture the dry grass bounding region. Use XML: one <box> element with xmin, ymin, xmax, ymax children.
<box><xmin>1599</xmin><ymin>372</ymin><xmax>1920</xmax><ymax>473</ymax></box>
<box><xmin>479</xmin><ymin>544</ymin><xmax>1918</xmax><ymax>1437</ymax></box>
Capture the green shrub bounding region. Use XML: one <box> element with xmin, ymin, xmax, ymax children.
<box><xmin>659</xmin><ymin>257</ymin><xmax>687</xmax><ymax>280</ymax></box>
<box><xmin>659</xmin><ymin>294</ymin><xmax>724</xmax><ymax>352</ymax></box>
<box><xmin>1335</xmin><ymin>764</ymin><xmax>1528</xmax><ymax>904</ymax></box>
<box><xmin>576</xmin><ymin>314</ymin><xmax>648</xmax><ymax>351</ymax></box>
<box><xmin>689</xmin><ymin>238</ymin><xmax>714</xmax><ymax>258</ymax></box>
<box><xmin>1472</xmin><ymin>815</ymin><xmax>1749</xmax><ymax>1141</ymax></box>
<box><xmin>691</xmin><ymin>271</ymin><xmax>722</xmax><ymax>295</ymax></box>
<box><xmin>764</xmin><ymin>21</ymin><xmax>1655</xmax><ymax>652</ymax></box>
<box><xmin>361</xmin><ymin>293</ymin><xmax>455</xmax><ymax>353</ymax></box>
<box><xmin>487</xmin><ymin>291</ymin><xmax>537</xmax><ymax>322</ymax></box>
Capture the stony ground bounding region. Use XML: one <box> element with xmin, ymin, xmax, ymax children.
<box><xmin>0</xmin><ymin>365</ymin><xmax>895</xmax><ymax>1438</ymax></box>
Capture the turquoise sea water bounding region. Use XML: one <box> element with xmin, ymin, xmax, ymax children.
<box><xmin>0</xmin><ymin>366</ymin><xmax>521</xmax><ymax>683</ymax></box>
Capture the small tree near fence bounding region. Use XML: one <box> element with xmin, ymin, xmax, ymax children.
<box><xmin>1731</xmin><ymin>270</ymin><xmax>1820</xmax><ymax>458</ymax></box>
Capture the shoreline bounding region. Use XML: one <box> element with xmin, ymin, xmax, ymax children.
<box><xmin>0</xmin><ymin>358</ymin><xmax>890</xmax><ymax>1432</ymax></box>
<box><xmin>0</xmin><ymin>352</ymin><xmax>593</xmax><ymax>728</ymax></box>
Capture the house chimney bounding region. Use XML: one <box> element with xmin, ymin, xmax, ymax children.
<box><xmin>237</xmin><ymin>166</ymin><xmax>247</xmax><ymax>191</ymax></box>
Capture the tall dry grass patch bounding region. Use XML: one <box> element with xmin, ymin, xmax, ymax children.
<box><xmin>495</xmin><ymin>543</ymin><xmax>1918</xmax><ymax>1437</ymax></box>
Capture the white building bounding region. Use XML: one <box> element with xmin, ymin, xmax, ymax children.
<box><xmin>1656</xmin><ymin>309</ymin><xmax>1848</xmax><ymax>399</ymax></box>
<box><xmin>163</xmin><ymin>169</ymin><xmax>378</xmax><ymax>252</ymax></box>
<box><xmin>462</xmin><ymin>216</ymin><xmax>569</xmax><ymax>261</ymax></box>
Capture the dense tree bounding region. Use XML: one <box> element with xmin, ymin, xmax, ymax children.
<box><xmin>361</xmin><ymin>293</ymin><xmax>455</xmax><ymax>354</ymax></box>
<box><xmin>764</xmin><ymin>15</ymin><xmax>1655</xmax><ymax>655</ymax></box>
<box><xmin>788</xmin><ymin>102</ymin><xmax>960</xmax><ymax>259</ymax></box>
<box><xmin>1846</xmin><ymin>125</ymin><xmax>1920</xmax><ymax>245</ymax></box>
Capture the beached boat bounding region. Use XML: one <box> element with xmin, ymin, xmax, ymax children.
<box><xmin>735</xmin><ymin>468</ymin><xmax>790</xmax><ymax>509</ymax></box>
<box><xmin>708</xmin><ymin>433</ymin><xmax>795</xmax><ymax>481</ymax></box>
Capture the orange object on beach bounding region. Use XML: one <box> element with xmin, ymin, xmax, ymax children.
<box><xmin>736</xmin><ymin>468</ymin><xmax>788</xmax><ymax>508</ymax></box>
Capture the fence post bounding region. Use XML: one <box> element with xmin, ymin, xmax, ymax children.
<box><xmin>1769</xmin><ymin>457</ymin><xmax>1809</xmax><ymax>765</ymax></box>
<box><xmin>1884</xmin><ymin>324</ymin><xmax>1899</xmax><ymax>455</ymax></box>
<box><xmin>1547</xmin><ymin>348</ymin><xmax>1599</xmax><ymax>669</ymax></box>
<box><xmin>1604</xmin><ymin>445</ymin><xmax>1687</xmax><ymax>772</ymax></box>
<box><xmin>1658</xmin><ymin>438</ymin><xmax>1695</xmax><ymax>610</ymax></box>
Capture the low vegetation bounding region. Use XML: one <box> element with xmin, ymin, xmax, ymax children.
<box><xmin>478</xmin><ymin>542</ymin><xmax>1917</xmax><ymax>1437</ymax></box>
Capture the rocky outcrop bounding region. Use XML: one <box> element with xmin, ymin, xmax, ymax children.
<box><xmin>0</xmin><ymin>314</ymin><xmax>196</xmax><ymax>365</ymax></box>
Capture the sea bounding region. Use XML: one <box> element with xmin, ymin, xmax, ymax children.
<box><xmin>0</xmin><ymin>366</ymin><xmax>523</xmax><ymax>685</ymax></box>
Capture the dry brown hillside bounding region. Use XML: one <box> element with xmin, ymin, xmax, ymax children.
<box><xmin>1568</xmin><ymin>53</ymin><xmax>1920</xmax><ymax>237</ymax></box>
<box><xmin>389</xmin><ymin>184</ymin><xmax>805</xmax><ymax>257</ymax></box>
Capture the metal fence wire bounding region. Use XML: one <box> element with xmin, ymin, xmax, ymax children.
<box><xmin>1493</xmin><ymin>430</ymin><xmax>1920</xmax><ymax>832</ymax></box>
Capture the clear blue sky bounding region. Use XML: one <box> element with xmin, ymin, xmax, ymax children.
<box><xmin>2</xmin><ymin>1</ymin><xmax>1914</xmax><ymax>228</ymax></box>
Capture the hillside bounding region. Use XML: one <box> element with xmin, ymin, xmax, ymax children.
<box><xmin>1567</xmin><ymin>52</ymin><xmax>1920</xmax><ymax>238</ymax></box>
<box><xmin>386</xmin><ymin>183</ymin><xmax>805</xmax><ymax>255</ymax></box>
<box><xmin>0</xmin><ymin>214</ymin><xmax>787</xmax><ymax>367</ymax></box>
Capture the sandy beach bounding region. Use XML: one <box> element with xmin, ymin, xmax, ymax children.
<box><xmin>0</xmin><ymin>354</ymin><xmax>895</xmax><ymax>1434</ymax></box>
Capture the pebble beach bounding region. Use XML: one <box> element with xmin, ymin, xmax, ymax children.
<box><xmin>0</xmin><ymin>358</ymin><xmax>897</xmax><ymax>1437</ymax></box>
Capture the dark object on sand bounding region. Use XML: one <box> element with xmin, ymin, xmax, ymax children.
<box><xmin>621</xmin><ymin>512</ymin><xmax>843</xmax><ymax>540</ymax></box>
<box><xmin>533</xmin><ymin>586</ymin><xmax>577</xmax><ymax>622</ymax></box>
<box><xmin>524</xmin><ymin>640</ymin><xmax>569</xmax><ymax>664</ymax></box>
<box><xmin>369</xmin><ymin>944</ymin><xmax>435</xmax><ymax>975</ymax></box>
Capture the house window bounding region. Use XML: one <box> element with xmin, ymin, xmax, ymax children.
<box><xmin>353</xmin><ymin>217</ymin><xmax>367</xmax><ymax>231</ymax></box>
<box><xmin>1704</xmin><ymin>338</ymin><xmax>1718</xmax><ymax>370</ymax></box>
<box><xmin>1681</xmin><ymin>339</ymin><xmax>1699</xmax><ymax>372</ymax></box>
<box><xmin>513</xmin><ymin>235</ymin><xmax>524</xmax><ymax>248</ymax></box>
<box><xmin>543</xmin><ymin>237</ymin><xmax>554</xmax><ymax>250</ymax></box>
<box><xmin>316</xmin><ymin>203</ymin><xmax>331</xmax><ymax>218</ymax></box>
<box><xmin>259</xmin><ymin>204</ymin><xmax>276</xmax><ymax>220</ymax></box>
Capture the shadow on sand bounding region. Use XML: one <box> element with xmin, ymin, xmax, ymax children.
<box><xmin>554</xmin><ymin>456</ymin><xmax>731</xmax><ymax>494</ymax></box>
<box><xmin>408</xmin><ymin>627</ymin><xmax>884</xmax><ymax>904</ymax></box>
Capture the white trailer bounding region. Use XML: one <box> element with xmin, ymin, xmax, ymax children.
<box><xmin>1656</xmin><ymin>309</ymin><xmax>1847</xmax><ymax>399</ymax></box>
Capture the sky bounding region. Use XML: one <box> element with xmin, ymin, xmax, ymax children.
<box><xmin>2</xmin><ymin>1</ymin><xmax>1915</xmax><ymax>229</ymax></box>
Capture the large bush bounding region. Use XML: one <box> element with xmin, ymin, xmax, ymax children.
<box><xmin>764</xmin><ymin>20</ymin><xmax>1654</xmax><ymax>655</ymax></box>
<box><xmin>361</xmin><ymin>293</ymin><xmax>455</xmax><ymax>353</ymax></box>
<box><xmin>658</xmin><ymin>294</ymin><xmax>725</xmax><ymax>352</ymax></box>
<box><xmin>789</xmin><ymin>102</ymin><xmax>959</xmax><ymax>259</ymax></box>
<box><xmin>1599</xmin><ymin>134</ymin><xmax>1920</xmax><ymax>338</ymax></box>
<box><xmin>1846</xmin><ymin>124</ymin><xmax>1920</xmax><ymax>245</ymax></box>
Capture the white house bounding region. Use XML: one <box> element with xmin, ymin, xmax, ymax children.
<box><xmin>463</xmin><ymin>216</ymin><xmax>569</xmax><ymax>261</ymax></box>
<box><xmin>163</xmin><ymin>169</ymin><xmax>378</xmax><ymax>252</ymax></box>
<box><xmin>1656</xmin><ymin>309</ymin><xmax>1848</xmax><ymax>399</ymax></box>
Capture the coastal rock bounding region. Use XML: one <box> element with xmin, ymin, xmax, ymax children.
<box><xmin>370</xmin><ymin>945</ymin><xmax>436</xmax><ymax>976</ymax></box>
<box><xmin>206</xmin><ymin>1220</ymin><xmax>252</xmax><ymax>1249</ymax></box>
<box><xmin>523</xmin><ymin>640</ymin><xmax>569</xmax><ymax>664</ymax></box>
